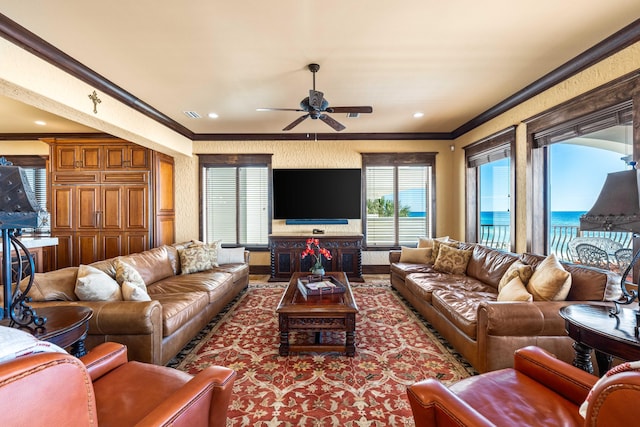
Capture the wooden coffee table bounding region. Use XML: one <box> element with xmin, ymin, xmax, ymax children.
<box><xmin>276</xmin><ymin>272</ymin><xmax>359</xmax><ymax>356</ymax></box>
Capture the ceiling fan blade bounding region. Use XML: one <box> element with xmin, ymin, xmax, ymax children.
<box><xmin>283</xmin><ymin>114</ymin><xmax>309</xmax><ymax>131</ymax></box>
<box><xmin>326</xmin><ymin>106</ymin><xmax>373</xmax><ymax>114</ymax></box>
<box><xmin>308</xmin><ymin>90</ymin><xmax>324</xmax><ymax>110</ymax></box>
<box><xmin>319</xmin><ymin>114</ymin><xmax>345</xmax><ymax>131</ymax></box>
<box><xmin>256</xmin><ymin>107</ymin><xmax>304</xmax><ymax>112</ymax></box>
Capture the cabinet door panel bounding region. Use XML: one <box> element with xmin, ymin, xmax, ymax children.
<box><xmin>102</xmin><ymin>233</ymin><xmax>123</xmax><ymax>259</ymax></box>
<box><xmin>126</xmin><ymin>186</ymin><xmax>148</xmax><ymax>229</ymax></box>
<box><xmin>51</xmin><ymin>186</ymin><xmax>73</xmax><ymax>229</ymax></box>
<box><xmin>54</xmin><ymin>146</ymin><xmax>77</xmax><ymax>170</ymax></box>
<box><xmin>80</xmin><ymin>146</ymin><xmax>102</xmax><ymax>169</ymax></box>
<box><xmin>102</xmin><ymin>186</ymin><xmax>123</xmax><ymax>230</ymax></box>
<box><xmin>76</xmin><ymin>234</ymin><xmax>100</xmax><ymax>265</ymax></box>
<box><xmin>129</xmin><ymin>147</ymin><xmax>149</xmax><ymax>169</ymax></box>
<box><xmin>125</xmin><ymin>232</ymin><xmax>149</xmax><ymax>255</ymax></box>
<box><xmin>54</xmin><ymin>233</ymin><xmax>74</xmax><ymax>269</ymax></box>
<box><xmin>77</xmin><ymin>186</ymin><xmax>100</xmax><ymax>229</ymax></box>
<box><xmin>105</xmin><ymin>146</ymin><xmax>126</xmax><ymax>169</ymax></box>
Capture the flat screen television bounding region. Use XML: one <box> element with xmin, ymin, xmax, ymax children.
<box><xmin>273</xmin><ymin>168</ymin><xmax>361</xmax><ymax>222</ymax></box>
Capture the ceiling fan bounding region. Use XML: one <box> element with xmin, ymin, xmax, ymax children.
<box><xmin>257</xmin><ymin>63</ymin><xmax>373</xmax><ymax>131</ymax></box>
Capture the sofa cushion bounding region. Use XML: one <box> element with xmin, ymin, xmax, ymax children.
<box><xmin>433</xmin><ymin>245</ymin><xmax>473</xmax><ymax>275</ymax></box>
<box><xmin>75</xmin><ymin>265</ymin><xmax>122</xmax><ymax>301</ymax></box>
<box><xmin>497</xmin><ymin>277</ymin><xmax>533</xmax><ymax>302</ymax></box>
<box><xmin>526</xmin><ymin>254</ymin><xmax>571</xmax><ymax>301</ymax></box>
<box><xmin>400</xmin><ymin>247</ymin><xmax>432</xmax><ymax>264</ymax></box>
<box><xmin>148</xmin><ymin>271</ymin><xmax>234</xmax><ymax>304</ymax></box>
<box><xmin>498</xmin><ymin>260</ymin><xmax>534</xmax><ymax>292</ymax></box>
<box><xmin>432</xmin><ymin>289</ymin><xmax>497</xmax><ymax>339</ymax></box>
<box><xmin>19</xmin><ymin>267</ymin><xmax>79</xmax><ymax>301</ymax></box>
<box><xmin>466</xmin><ymin>245</ymin><xmax>519</xmax><ymax>290</ymax></box>
<box><xmin>149</xmin><ymin>291</ymin><xmax>210</xmax><ymax>336</ymax></box>
<box><xmin>406</xmin><ymin>272</ymin><xmax>494</xmax><ymax>305</ymax></box>
<box><xmin>119</xmin><ymin>246</ymin><xmax>175</xmax><ymax>286</ymax></box>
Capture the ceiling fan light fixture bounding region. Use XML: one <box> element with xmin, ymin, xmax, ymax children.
<box><xmin>347</xmin><ymin>112</ymin><xmax>360</xmax><ymax>118</ymax></box>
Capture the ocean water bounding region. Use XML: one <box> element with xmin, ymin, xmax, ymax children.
<box><xmin>480</xmin><ymin>211</ymin><xmax>586</xmax><ymax>226</ymax></box>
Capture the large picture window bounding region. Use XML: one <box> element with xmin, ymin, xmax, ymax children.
<box><xmin>362</xmin><ymin>153</ymin><xmax>436</xmax><ymax>247</ymax></box>
<box><xmin>200</xmin><ymin>154</ymin><xmax>272</xmax><ymax>247</ymax></box>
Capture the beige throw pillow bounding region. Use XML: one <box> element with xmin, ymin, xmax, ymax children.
<box><xmin>498</xmin><ymin>276</ymin><xmax>533</xmax><ymax>302</ymax></box>
<box><xmin>526</xmin><ymin>254</ymin><xmax>572</xmax><ymax>301</ymax></box>
<box><xmin>75</xmin><ymin>264</ymin><xmax>122</xmax><ymax>301</ymax></box>
<box><xmin>399</xmin><ymin>247</ymin><xmax>432</xmax><ymax>264</ymax></box>
<box><xmin>433</xmin><ymin>245</ymin><xmax>473</xmax><ymax>275</ymax></box>
<box><xmin>498</xmin><ymin>261</ymin><xmax>534</xmax><ymax>292</ymax></box>
<box><xmin>417</xmin><ymin>236</ymin><xmax>449</xmax><ymax>249</ymax></box>
<box><xmin>217</xmin><ymin>247</ymin><xmax>246</xmax><ymax>264</ymax></box>
<box><xmin>121</xmin><ymin>281</ymin><xmax>152</xmax><ymax>301</ymax></box>
<box><xmin>115</xmin><ymin>259</ymin><xmax>147</xmax><ymax>291</ymax></box>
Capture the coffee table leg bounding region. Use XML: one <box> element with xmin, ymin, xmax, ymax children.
<box><xmin>70</xmin><ymin>339</ymin><xmax>87</xmax><ymax>358</ymax></box>
<box><xmin>279</xmin><ymin>315</ymin><xmax>289</xmax><ymax>356</ymax></box>
<box><xmin>345</xmin><ymin>313</ymin><xmax>356</xmax><ymax>357</ymax></box>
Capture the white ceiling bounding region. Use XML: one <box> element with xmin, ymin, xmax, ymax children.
<box><xmin>0</xmin><ymin>1</ymin><xmax>639</xmax><ymax>136</ymax></box>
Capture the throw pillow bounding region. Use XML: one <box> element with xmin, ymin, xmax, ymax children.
<box><xmin>526</xmin><ymin>254</ymin><xmax>572</xmax><ymax>301</ymax></box>
<box><xmin>433</xmin><ymin>244</ymin><xmax>473</xmax><ymax>275</ymax></box>
<box><xmin>115</xmin><ymin>259</ymin><xmax>147</xmax><ymax>291</ymax></box>
<box><xmin>430</xmin><ymin>239</ymin><xmax>459</xmax><ymax>264</ymax></box>
<box><xmin>178</xmin><ymin>241</ymin><xmax>221</xmax><ymax>274</ymax></box>
<box><xmin>121</xmin><ymin>281</ymin><xmax>152</xmax><ymax>301</ymax></box>
<box><xmin>498</xmin><ymin>261</ymin><xmax>534</xmax><ymax>292</ymax></box>
<box><xmin>0</xmin><ymin>326</ymin><xmax>68</xmax><ymax>363</ymax></box>
<box><xmin>74</xmin><ymin>264</ymin><xmax>122</xmax><ymax>301</ymax></box>
<box><xmin>417</xmin><ymin>236</ymin><xmax>449</xmax><ymax>249</ymax></box>
<box><xmin>217</xmin><ymin>247</ymin><xmax>246</xmax><ymax>264</ymax></box>
<box><xmin>399</xmin><ymin>247</ymin><xmax>432</xmax><ymax>264</ymax></box>
<box><xmin>497</xmin><ymin>276</ymin><xmax>533</xmax><ymax>302</ymax></box>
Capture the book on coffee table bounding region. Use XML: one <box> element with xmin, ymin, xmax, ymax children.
<box><xmin>297</xmin><ymin>276</ymin><xmax>346</xmax><ymax>297</ymax></box>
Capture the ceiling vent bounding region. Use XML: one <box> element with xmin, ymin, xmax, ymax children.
<box><xmin>183</xmin><ymin>111</ymin><xmax>201</xmax><ymax>119</ymax></box>
<box><xmin>347</xmin><ymin>112</ymin><xmax>360</xmax><ymax>118</ymax></box>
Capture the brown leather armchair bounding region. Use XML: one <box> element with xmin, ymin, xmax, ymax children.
<box><xmin>0</xmin><ymin>342</ymin><xmax>236</xmax><ymax>426</ymax></box>
<box><xmin>407</xmin><ymin>345</ymin><xmax>640</xmax><ymax>427</ymax></box>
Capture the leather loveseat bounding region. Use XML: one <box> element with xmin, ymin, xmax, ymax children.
<box><xmin>23</xmin><ymin>241</ymin><xmax>249</xmax><ymax>365</ymax></box>
<box><xmin>390</xmin><ymin>242</ymin><xmax>622</xmax><ymax>373</ymax></box>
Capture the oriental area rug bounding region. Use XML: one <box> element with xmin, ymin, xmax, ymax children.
<box><xmin>169</xmin><ymin>281</ymin><xmax>476</xmax><ymax>426</ymax></box>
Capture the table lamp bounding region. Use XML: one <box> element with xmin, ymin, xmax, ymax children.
<box><xmin>0</xmin><ymin>158</ymin><xmax>47</xmax><ymax>329</ymax></box>
<box><xmin>579</xmin><ymin>166</ymin><xmax>640</xmax><ymax>333</ymax></box>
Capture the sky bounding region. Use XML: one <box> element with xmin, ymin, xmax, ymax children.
<box><xmin>480</xmin><ymin>143</ymin><xmax>629</xmax><ymax>212</ymax></box>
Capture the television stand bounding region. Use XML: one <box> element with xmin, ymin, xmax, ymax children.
<box><xmin>268</xmin><ymin>234</ymin><xmax>363</xmax><ymax>282</ymax></box>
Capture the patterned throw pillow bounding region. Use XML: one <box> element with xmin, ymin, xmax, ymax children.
<box><xmin>74</xmin><ymin>264</ymin><xmax>122</xmax><ymax>301</ymax></box>
<box><xmin>526</xmin><ymin>253</ymin><xmax>572</xmax><ymax>301</ymax></box>
<box><xmin>433</xmin><ymin>244</ymin><xmax>473</xmax><ymax>275</ymax></box>
<box><xmin>417</xmin><ymin>236</ymin><xmax>449</xmax><ymax>249</ymax></box>
<box><xmin>430</xmin><ymin>239</ymin><xmax>459</xmax><ymax>264</ymax></box>
<box><xmin>178</xmin><ymin>242</ymin><xmax>220</xmax><ymax>274</ymax></box>
<box><xmin>115</xmin><ymin>259</ymin><xmax>147</xmax><ymax>291</ymax></box>
<box><xmin>498</xmin><ymin>261</ymin><xmax>534</xmax><ymax>292</ymax></box>
<box><xmin>497</xmin><ymin>276</ymin><xmax>533</xmax><ymax>302</ymax></box>
<box><xmin>399</xmin><ymin>247</ymin><xmax>432</xmax><ymax>264</ymax></box>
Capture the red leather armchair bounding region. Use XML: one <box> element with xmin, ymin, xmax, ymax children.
<box><xmin>407</xmin><ymin>345</ymin><xmax>640</xmax><ymax>427</ymax></box>
<box><xmin>0</xmin><ymin>342</ymin><xmax>236</xmax><ymax>426</ymax></box>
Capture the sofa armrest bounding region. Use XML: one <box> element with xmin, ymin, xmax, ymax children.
<box><xmin>407</xmin><ymin>379</ymin><xmax>494</xmax><ymax>427</ymax></box>
<box><xmin>80</xmin><ymin>342</ymin><xmax>128</xmax><ymax>381</ymax></box>
<box><xmin>135</xmin><ymin>366</ymin><xmax>236</xmax><ymax>427</ymax></box>
<box><xmin>389</xmin><ymin>250</ymin><xmax>401</xmax><ymax>263</ymax></box>
<box><xmin>478</xmin><ymin>301</ymin><xmax>572</xmax><ymax>336</ymax></box>
<box><xmin>513</xmin><ymin>346</ymin><xmax>596</xmax><ymax>406</ymax></box>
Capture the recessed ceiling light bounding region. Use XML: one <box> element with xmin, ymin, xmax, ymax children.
<box><xmin>208</xmin><ymin>112</ymin><xmax>219</xmax><ymax>119</ymax></box>
<box><xmin>34</xmin><ymin>120</ymin><xmax>46</xmax><ymax>126</ymax></box>
<box><xmin>413</xmin><ymin>112</ymin><xmax>424</xmax><ymax>118</ymax></box>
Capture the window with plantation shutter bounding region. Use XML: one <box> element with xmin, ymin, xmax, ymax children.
<box><xmin>362</xmin><ymin>153</ymin><xmax>436</xmax><ymax>247</ymax></box>
<box><xmin>200</xmin><ymin>154</ymin><xmax>271</xmax><ymax>247</ymax></box>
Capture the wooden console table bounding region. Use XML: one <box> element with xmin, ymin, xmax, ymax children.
<box><xmin>560</xmin><ymin>304</ymin><xmax>640</xmax><ymax>376</ymax></box>
<box><xmin>269</xmin><ymin>234</ymin><xmax>363</xmax><ymax>282</ymax></box>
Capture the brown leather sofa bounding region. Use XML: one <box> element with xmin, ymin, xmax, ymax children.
<box><xmin>26</xmin><ymin>242</ymin><xmax>249</xmax><ymax>365</ymax></box>
<box><xmin>407</xmin><ymin>345</ymin><xmax>638</xmax><ymax>427</ymax></box>
<box><xmin>390</xmin><ymin>243</ymin><xmax>621</xmax><ymax>373</ymax></box>
<box><xmin>0</xmin><ymin>341</ymin><xmax>236</xmax><ymax>426</ymax></box>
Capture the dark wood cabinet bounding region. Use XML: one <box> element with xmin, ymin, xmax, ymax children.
<box><xmin>269</xmin><ymin>234</ymin><xmax>363</xmax><ymax>282</ymax></box>
<box><xmin>45</xmin><ymin>138</ymin><xmax>174</xmax><ymax>268</ymax></box>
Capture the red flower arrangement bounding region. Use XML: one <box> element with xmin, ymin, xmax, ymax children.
<box><xmin>301</xmin><ymin>238</ymin><xmax>332</xmax><ymax>272</ymax></box>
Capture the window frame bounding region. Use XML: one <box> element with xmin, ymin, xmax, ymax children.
<box><xmin>464</xmin><ymin>127</ymin><xmax>516</xmax><ymax>251</ymax></box>
<box><xmin>199</xmin><ymin>153</ymin><xmax>272</xmax><ymax>250</ymax></box>
<box><xmin>525</xmin><ymin>71</ymin><xmax>640</xmax><ymax>255</ymax></box>
<box><xmin>361</xmin><ymin>152</ymin><xmax>437</xmax><ymax>250</ymax></box>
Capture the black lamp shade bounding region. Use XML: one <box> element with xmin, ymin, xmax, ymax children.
<box><xmin>0</xmin><ymin>166</ymin><xmax>46</xmax><ymax>230</ymax></box>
